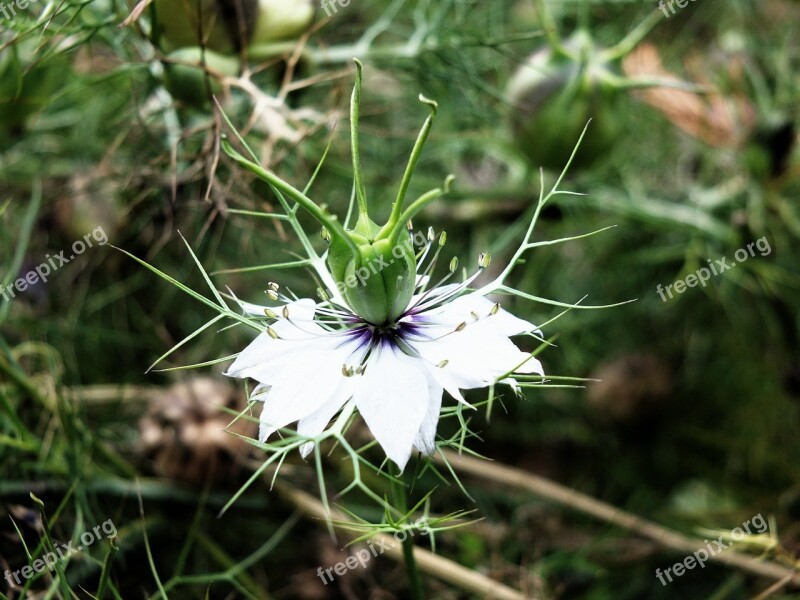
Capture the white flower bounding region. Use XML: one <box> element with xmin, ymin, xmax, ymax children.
<box><xmin>226</xmin><ymin>245</ymin><xmax>543</xmax><ymax>471</ymax></box>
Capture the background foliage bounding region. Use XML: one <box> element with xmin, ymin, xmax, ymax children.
<box><xmin>1</xmin><ymin>0</ymin><xmax>799</xmax><ymax>598</ymax></box>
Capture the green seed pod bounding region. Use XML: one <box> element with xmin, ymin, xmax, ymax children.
<box><xmin>162</xmin><ymin>47</ymin><xmax>240</xmax><ymax>107</ymax></box>
<box><xmin>327</xmin><ymin>225</ymin><xmax>417</xmax><ymax>326</ymax></box>
<box><xmin>251</xmin><ymin>0</ymin><xmax>315</xmax><ymax>46</ymax></box>
<box><xmin>506</xmin><ymin>31</ymin><xmax>623</xmax><ymax>171</ymax></box>
<box><xmin>152</xmin><ymin>0</ymin><xmax>255</xmax><ymax>54</ymax></box>
<box><xmin>151</xmin><ymin>0</ymin><xmax>313</xmax><ymax>55</ymax></box>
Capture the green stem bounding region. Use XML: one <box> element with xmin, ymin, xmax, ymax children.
<box><xmin>386</xmin><ymin>176</ymin><xmax>454</xmax><ymax>245</ymax></box>
<box><xmin>381</xmin><ymin>95</ymin><xmax>438</xmax><ymax>236</ymax></box>
<box><xmin>222</xmin><ymin>140</ymin><xmax>360</xmax><ymax>260</ymax></box>
<box><xmin>603</xmin><ymin>7</ymin><xmax>663</xmax><ymax>61</ymax></box>
<box><xmin>390</xmin><ymin>477</ymin><xmax>425</xmax><ymax>600</ymax></box>
<box><xmin>350</xmin><ymin>59</ymin><xmax>370</xmax><ymax>223</ymax></box>
<box><xmin>534</xmin><ymin>0</ymin><xmax>565</xmax><ymax>56</ymax></box>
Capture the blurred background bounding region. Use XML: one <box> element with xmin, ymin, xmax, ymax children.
<box><xmin>1</xmin><ymin>0</ymin><xmax>799</xmax><ymax>598</ymax></box>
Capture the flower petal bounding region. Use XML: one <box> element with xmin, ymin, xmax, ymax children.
<box><xmin>298</xmin><ymin>393</ymin><xmax>355</xmax><ymax>458</ymax></box>
<box><xmin>413</xmin><ymin>318</ymin><xmax>543</xmax><ymax>394</ymax></box>
<box><xmin>414</xmin><ymin>377</ymin><xmax>443</xmax><ymax>455</ymax></box>
<box><xmin>354</xmin><ymin>343</ymin><xmax>431</xmax><ymax>471</ymax></box>
<box><xmin>254</xmin><ymin>341</ymin><xmax>357</xmax><ymax>442</ymax></box>
<box><xmin>228</xmin><ymin>326</ymin><xmax>365</xmax><ymax>444</ymax></box>
<box><xmin>416</xmin><ymin>291</ymin><xmax>538</xmax><ymax>337</ymax></box>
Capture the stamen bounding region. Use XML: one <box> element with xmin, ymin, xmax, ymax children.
<box><xmin>267</xmin><ymin>326</ymin><xmax>279</xmax><ymax>339</ymax></box>
<box><xmin>416</xmin><ymin>234</ymin><xmax>447</xmax><ymax>292</ymax></box>
<box><xmin>263</xmin><ymin>308</ymin><xmax>278</xmax><ymax>319</ymax></box>
<box><xmin>479</xmin><ymin>252</ymin><xmax>491</xmax><ymax>269</ymax></box>
<box><xmin>437</xmin><ymin>359</ymin><xmax>449</xmax><ymax>368</ymax></box>
<box><xmin>413</xmin><ymin>229</ymin><xmax>437</xmax><ymax>284</ymax></box>
<box><xmin>408</xmin><ymin>268</ymin><xmax>482</xmax><ymax>314</ymax></box>
<box><xmin>490</xmin><ymin>302</ymin><xmax>501</xmax><ymax>316</ymax></box>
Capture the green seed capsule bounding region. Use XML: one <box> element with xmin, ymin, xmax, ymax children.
<box><xmin>506</xmin><ymin>31</ymin><xmax>623</xmax><ymax>171</ymax></box>
<box><xmin>327</xmin><ymin>220</ymin><xmax>416</xmax><ymax>326</ymax></box>
<box><xmin>151</xmin><ymin>0</ymin><xmax>313</xmax><ymax>55</ymax></box>
<box><xmin>153</xmin><ymin>0</ymin><xmax>246</xmax><ymax>54</ymax></box>
<box><xmin>251</xmin><ymin>0</ymin><xmax>315</xmax><ymax>46</ymax></box>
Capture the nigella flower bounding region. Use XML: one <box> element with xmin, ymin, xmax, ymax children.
<box><xmin>226</xmin><ymin>238</ymin><xmax>543</xmax><ymax>471</ymax></box>
<box><xmin>220</xmin><ymin>60</ymin><xmax>546</xmax><ymax>471</ymax></box>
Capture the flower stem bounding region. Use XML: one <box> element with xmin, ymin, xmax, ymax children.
<box><xmin>390</xmin><ymin>476</ymin><xmax>425</xmax><ymax>600</ymax></box>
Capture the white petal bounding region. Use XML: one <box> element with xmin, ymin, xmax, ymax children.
<box><xmin>235</xmin><ymin>297</ymin><xmax>319</xmax><ymax>327</ymax></box>
<box><xmin>413</xmin><ymin>377</ymin><xmax>443</xmax><ymax>455</ymax></box>
<box><xmin>417</xmin><ymin>291</ymin><xmax>538</xmax><ymax>337</ymax></box>
<box><xmin>255</xmin><ymin>338</ymin><xmax>363</xmax><ymax>442</ymax></box>
<box><xmin>422</xmin><ymin>363</ymin><xmax>470</xmax><ymax>405</ymax></box>
<box><xmin>297</xmin><ymin>389</ymin><xmax>355</xmax><ymax>458</ymax></box>
<box><xmin>354</xmin><ymin>343</ymin><xmax>431</xmax><ymax>471</ymax></box>
<box><xmin>413</xmin><ymin>318</ymin><xmax>543</xmax><ymax>394</ymax></box>
<box><xmin>227</xmin><ymin>325</ymin><xmax>359</xmax><ymax>384</ymax></box>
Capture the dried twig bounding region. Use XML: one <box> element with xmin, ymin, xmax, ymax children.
<box><xmin>438</xmin><ymin>450</ymin><xmax>800</xmax><ymax>587</ymax></box>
